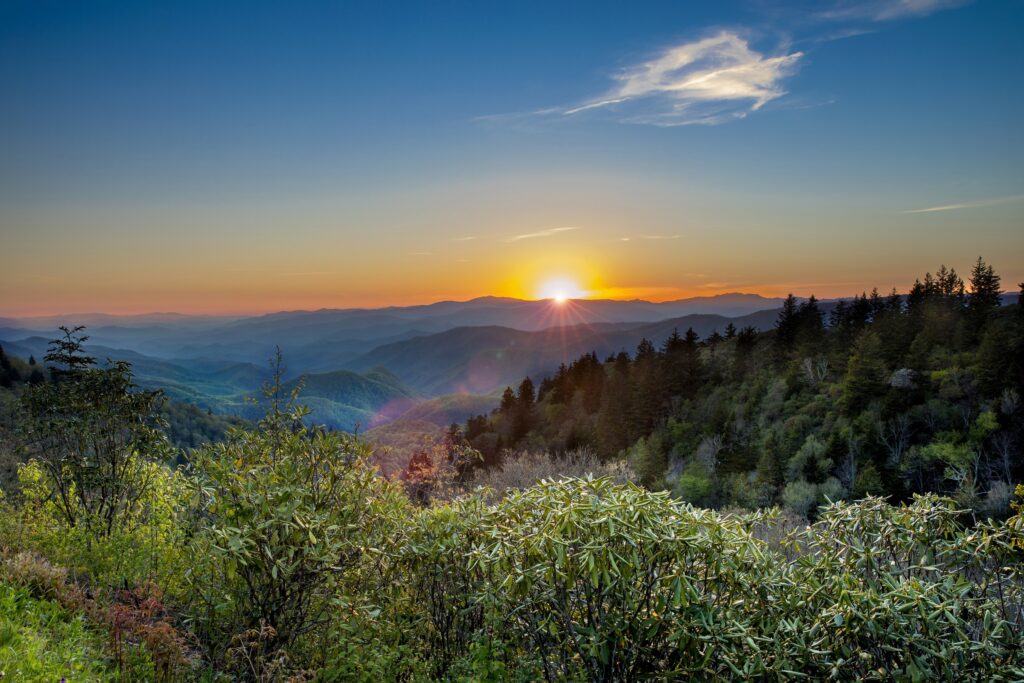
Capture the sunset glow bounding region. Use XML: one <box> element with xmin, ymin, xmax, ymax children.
<box><xmin>0</xmin><ymin>2</ymin><xmax>1021</xmax><ymax>318</ymax></box>
<box><xmin>538</xmin><ymin>277</ymin><xmax>587</xmax><ymax>303</ymax></box>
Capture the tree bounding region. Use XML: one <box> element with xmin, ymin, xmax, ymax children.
<box><xmin>597</xmin><ymin>357</ymin><xmax>631</xmax><ymax>458</ymax></box>
<box><xmin>732</xmin><ymin>326</ymin><xmax>758</xmax><ymax>380</ymax></box>
<box><xmin>628</xmin><ymin>338</ymin><xmax>664</xmax><ymax>438</ymax></box>
<box><xmin>19</xmin><ymin>326</ymin><xmax>171</xmax><ymax>537</ymax></box>
<box><xmin>775</xmin><ymin>294</ymin><xmax>800</xmax><ymax>359</ymax></box>
<box><xmin>627</xmin><ymin>431</ymin><xmax>666</xmax><ymax>489</ymax></box>
<box><xmin>967</xmin><ymin>256</ymin><xmax>1001</xmax><ymax>332</ymax></box>
<box><xmin>512</xmin><ymin>377</ymin><xmax>536</xmax><ymax>442</ymax></box>
<box><xmin>499</xmin><ymin>386</ymin><xmax>516</xmax><ymax>414</ymax></box>
<box><xmin>841</xmin><ymin>330</ymin><xmax>888</xmax><ymax>415</ymax></box>
<box><xmin>796</xmin><ymin>296</ymin><xmax>824</xmax><ymax>351</ymax></box>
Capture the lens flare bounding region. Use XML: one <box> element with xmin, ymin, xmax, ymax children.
<box><xmin>538</xmin><ymin>277</ymin><xmax>587</xmax><ymax>302</ymax></box>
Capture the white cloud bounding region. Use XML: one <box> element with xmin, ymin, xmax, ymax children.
<box><xmin>452</xmin><ymin>235</ymin><xmax>478</xmax><ymax>241</ymax></box>
<box><xmin>506</xmin><ymin>226</ymin><xmax>580</xmax><ymax>242</ymax></box>
<box><xmin>565</xmin><ymin>32</ymin><xmax>802</xmax><ymax>126</ymax></box>
<box><xmin>901</xmin><ymin>194</ymin><xmax>1024</xmax><ymax>214</ymax></box>
<box><xmin>821</xmin><ymin>0</ymin><xmax>969</xmax><ymax>22</ymax></box>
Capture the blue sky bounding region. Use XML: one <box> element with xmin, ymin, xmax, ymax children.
<box><xmin>1</xmin><ymin>0</ymin><xmax>1022</xmax><ymax>314</ymax></box>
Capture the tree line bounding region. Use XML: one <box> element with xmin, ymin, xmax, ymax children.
<box><xmin>463</xmin><ymin>258</ymin><xmax>1024</xmax><ymax>518</ymax></box>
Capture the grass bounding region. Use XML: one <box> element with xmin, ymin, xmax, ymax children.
<box><xmin>0</xmin><ymin>581</ymin><xmax>115</xmax><ymax>682</ymax></box>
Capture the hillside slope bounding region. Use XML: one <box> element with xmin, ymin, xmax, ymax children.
<box><xmin>345</xmin><ymin>309</ymin><xmax>779</xmax><ymax>395</ymax></box>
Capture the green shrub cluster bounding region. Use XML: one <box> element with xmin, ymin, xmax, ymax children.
<box><xmin>388</xmin><ymin>479</ymin><xmax>1024</xmax><ymax>681</ymax></box>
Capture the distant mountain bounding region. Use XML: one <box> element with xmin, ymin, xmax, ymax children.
<box><xmin>388</xmin><ymin>393</ymin><xmax>501</xmax><ymax>427</ymax></box>
<box><xmin>344</xmin><ymin>309</ymin><xmax>779</xmax><ymax>396</ymax></box>
<box><xmin>0</xmin><ymin>294</ymin><xmax>785</xmax><ymax>371</ymax></box>
<box><xmin>280</xmin><ymin>367</ymin><xmax>416</xmax><ymax>430</ymax></box>
<box><xmin>0</xmin><ymin>337</ymin><xmax>415</xmax><ymax>432</ymax></box>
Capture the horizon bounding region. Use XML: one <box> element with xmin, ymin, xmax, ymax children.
<box><xmin>5</xmin><ymin>290</ymin><xmax>775</xmax><ymax>319</ymax></box>
<box><xmin>1</xmin><ymin>279</ymin><xmax>1011</xmax><ymax>320</ymax></box>
<box><xmin>2</xmin><ymin>1</ymin><xmax>1022</xmax><ymax>316</ymax></box>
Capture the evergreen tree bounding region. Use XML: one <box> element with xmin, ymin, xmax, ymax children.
<box><xmin>499</xmin><ymin>386</ymin><xmax>516</xmax><ymax>414</ymax></box>
<box><xmin>796</xmin><ymin>296</ymin><xmax>824</xmax><ymax>350</ymax></box>
<box><xmin>597</xmin><ymin>358</ymin><xmax>631</xmax><ymax>458</ymax></box>
<box><xmin>516</xmin><ymin>376</ymin><xmax>536</xmax><ymax>407</ymax></box>
<box><xmin>841</xmin><ymin>330</ymin><xmax>888</xmax><ymax>415</ymax></box>
<box><xmin>512</xmin><ymin>377</ymin><xmax>536</xmax><ymax>442</ymax></box>
<box><xmin>775</xmin><ymin>294</ymin><xmax>800</xmax><ymax>359</ymax></box>
<box><xmin>967</xmin><ymin>256</ymin><xmax>1001</xmax><ymax>331</ymax></box>
<box><xmin>975</xmin><ymin>322</ymin><xmax>1011</xmax><ymax>397</ymax></box>
<box><xmin>629</xmin><ymin>338</ymin><xmax>664</xmax><ymax>438</ymax></box>
<box><xmin>732</xmin><ymin>326</ymin><xmax>758</xmax><ymax>380</ymax></box>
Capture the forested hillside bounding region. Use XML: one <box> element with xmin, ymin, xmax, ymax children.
<box><xmin>0</xmin><ymin>290</ymin><xmax>1022</xmax><ymax>681</ymax></box>
<box><xmin>465</xmin><ymin>260</ymin><xmax>1024</xmax><ymax>517</ymax></box>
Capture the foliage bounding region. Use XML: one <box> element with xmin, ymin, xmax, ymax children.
<box><xmin>387</xmin><ymin>480</ymin><xmax>1024</xmax><ymax>681</ymax></box>
<box><xmin>463</xmin><ymin>259</ymin><xmax>1024</xmax><ymax>519</ymax></box>
<box><xmin>468</xmin><ymin>477</ymin><xmax>781</xmax><ymax>680</ymax></box>
<box><xmin>183</xmin><ymin>353</ymin><xmax>410</xmax><ymax>677</ymax></box>
<box><xmin>0</xmin><ymin>580</ymin><xmax>116</xmax><ymax>681</ymax></box>
<box><xmin>782</xmin><ymin>495</ymin><xmax>1024</xmax><ymax>680</ymax></box>
<box><xmin>2</xmin><ymin>292</ymin><xmax>1023</xmax><ymax>681</ymax></box>
<box><xmin>471</xmin><ymin>447</ymin><xmax>634</xmax><ymax>499</ymax></box>
<box><xmin>18</xmin><ymin>326</ymin><xmax>175</xmax><ymax>538</ymax></box>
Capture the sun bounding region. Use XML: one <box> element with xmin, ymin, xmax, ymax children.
<box><xmin>538</xmin><ymin>276</ymin><xmax>586</xmax><ymax>303</ymax></box>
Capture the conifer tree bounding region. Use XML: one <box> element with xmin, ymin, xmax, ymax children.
<box><xmin>967</xmin><ymin>256</ymin><xmax>1001</xmax><ymax>330</ymax></box>
<box><xmin>841</xmin><ymin>330</ymin><xmax>888</xmax><ymax>415</ymax></box>
<box><xmin>775</xmin><ymin>294</ymin><xmax>800</xmax><ymax>359</ymax></box>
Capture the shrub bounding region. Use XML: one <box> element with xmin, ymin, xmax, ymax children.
<box><xmin>779</xmin><ymin>495</ymin><xmax>1024</xmax><ymax>680</ymax></box>
<box><xmin>183</xmin><ymin>370</ymin><xmax>409</xmax><ymax>676</ymax></box>
<box><xmin>9</xmin><ymin>458</ymin><xmax>189</xmax><ymax>595</ymax></box>
<box><xmin>469</xmin><ymin>477</ymin><xmax>780</xmax><ymax>680</ymax></box>
<box><xmin>472</xmin><ymin>447</ymin><xmax>634</xmax><ymax>499</ymax></box>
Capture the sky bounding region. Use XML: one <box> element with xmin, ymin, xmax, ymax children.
<box><xmin>1</xmin><ymin>0</ymin><xmax>1022</xmax><ymax>315</ymax></box>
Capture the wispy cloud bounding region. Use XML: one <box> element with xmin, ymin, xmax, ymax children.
<box><xmin>452</xmin><ymin>235</ymin><xmax>478</xmax><ymax>242</ymax></box>
<box><xmin>411</xmin><ymin>251</ymin><xmax>434</xmax><ymax>256</ymax></box>
<box><xmin>507</xmin><ymin>226</ymin><xmax>580</xmax><ymax>242</ymax></box>
<box><xmin>564</xmin><ymin>32</ymin><xmax>802</xmax><ymax>126</ymax></box>
<box><xmin>621</xmin><ymin>234</ymin><xmax>681</xmax><ymax>241</ymax></box>
<box><xmin>901</xmin><ymin>194</ymin><xmax>1024</xmax><ymax>214</ymax></box>
<box><xmin>820</xmin><ymin>0</ymin><xmax>969</xmax><ymax>22</ymax></box>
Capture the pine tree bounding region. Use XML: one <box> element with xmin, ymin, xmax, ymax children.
<box><xmin>629</xmin><ymin>338</ymin><xmax>664</xmax><ymax>437</ymax></box>
<box><xmin>499</xmin><ymin>386</ymin><xmax>516</xmax><ymax>414</ymax></box>
<box><xmin>796</xmin><ymin>296</ymin><xmax>824</xmax><ymax>349</ymax></box>
<box><xmin>597</xmin><ymin>359</ymin><xmax>631</xmax><ymax>458</ymax></box>
<box><xmin>775</xmin><ymin>294</ymin><xmax>799</xmax><ymax>359</ymax></box>
<box><xmin>967</xmin><ymin>256</ymin><xmax>1001</xmax><ymax>331</ymax></box>
<box><xmin>512</xmin><ymin>377</ymin><xmax>536</xmax><ymax>442</ymax></box>
<box><xmin>841</xmin><ymin>330</ymin><xmax>888</xmax><ymax>415</ymax></box>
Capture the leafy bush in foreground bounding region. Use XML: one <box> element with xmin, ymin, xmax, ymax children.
<box><xmin>183</xmin><ymin>366</ymin><xmax>409</xmax><ymax>678</ymax></box>
<box><xmin>391</xmin><ymin>478</ymin><xmax>1024</xmax><ymax>681</ymax></box>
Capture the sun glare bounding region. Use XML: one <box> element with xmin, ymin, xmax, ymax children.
<box><xmin>538</xmin><ymin>277</ymin><xmax>586</xmax><ymax>303</ymax></box>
